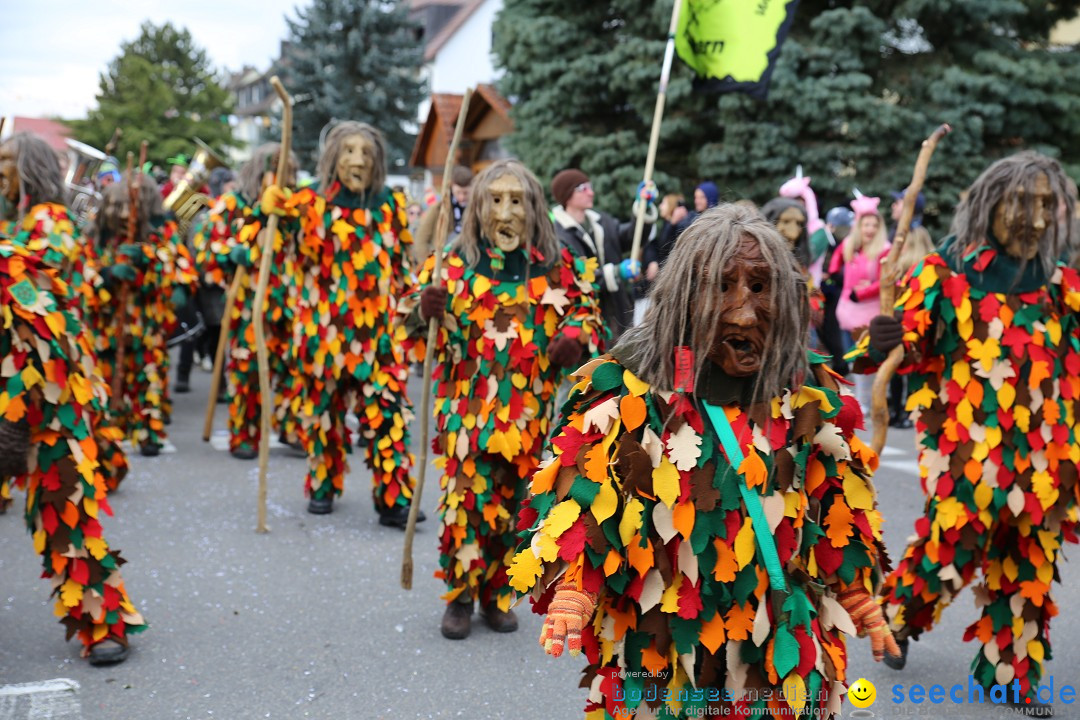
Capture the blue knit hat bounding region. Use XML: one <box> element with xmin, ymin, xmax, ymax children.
<box><xmin>697</xmin><ymin>181</ymin><xmax>719</xmax><ymax>208</ymax></box>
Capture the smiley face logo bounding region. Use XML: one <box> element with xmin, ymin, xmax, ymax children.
<box><xmin>848</xmin><ymin>678</ymin><xmax>877</xmax><ymax>708</ymax></box>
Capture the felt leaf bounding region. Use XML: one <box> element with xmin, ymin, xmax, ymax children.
<box><xmin>738</xmin><ymin>447</ymin><xmax>768</xmax><ymax>489</ymax></box>
<box><xmin>539</xmin><ymin>285</ymin><xmax>571</xmax><ymax>314</ymax></box>
<box><xmin>592</xmin><ymin>480</ymin><xmax>618</xmax><ymax>524</ymax></box>
<box><xmin>507</xmin><ymin>549</ymin><xmax>544</xmax><ymax>593</ymax></box>
<box><xmin>583</xmin><ymin>397</ymin><xmax>620</xmax><ymax>434</ymax></box>
<box><xmin>842</xmin><ymin>471</ymin><xmax>874</xmax><ymax>511</ymax></box>
<box><xmin>700</xmin><ymin>612</ymin><xmax>727</xmax><ymax>653</ymax></box>
<box><xmin>639</xmin><ymin>568</ymin><xmax>664</xmax><ymax>612</ymax></box>
<box><xmin>60</xmin><ymin>578</ymin><xmax>83</xmax><ymax>608</ymax></box>
<box><xmin>762</xmin><ymin>492</ymin><xmax>785</xmax><ymax>533</ymax></box>
<box><xmin>641</xmin><ymin>426</ymin><xmax>664</xmax><ymax>467</ymax></box>
<box><xmin>677</xmin><ymin>540</ymin><xmax>700</xmax><ymax>585</ymax></box>
<box><xmin>752</xmin><ymin>595</ymin><xmax>772</xmax><ymax>646</ymax></box>
<box><xmin>627</xmin><ymin>534</ymin><xmax>654</xmax><ymax>577</ymax></box>
<box><xmin>591</xmin><ymin>362</ymin><xmax>624</xmax><ymax>392</ymax></box>
<box><xmin>653</xmin><ymin>500</ymin><xmax>677</xmax><ymax>544</ymax></box>
<box><xmin>653</xmin><ymin>456</ymin><xmax>680</xmax><ymax>508</ymax></box>
<box><xmin>772</xmin><ymin>625</ymin><xmax>799</xmax><ymax>679</ymax></box>
<box><xmin>666</xmin><ymin>423</ymin><xmax>702</xmax><ymax>472</ymax></box>
<box><xmin>544</xmin><ymin>499</ymin><xmax>582</xmax><ymax>539</ymax></box>
<box><xmin>726</xmin><ymin>641</ymin><xmax>748</xmax><ymax>695</ymax></box>
<box><xmin>813</xmin><ymin>423</ymin><xmax>851</xmax><ymax>461</ymax></box>
<box><xmin>819</xmin><ymin>594</ymin><xmax>857</xmax><ymax>636</ymax></box>
<box><xmin>620</xmin><ymin>394</ymin><xmax>647</xmax><ymax>433</ymax></box>
<box><xmin>824</xmin><ymin>498</ymin><xmax>855</xmax><ymax>548</ymax></box>
<box><xmin>783</xmin><ymin>673</ymin><xmax>807</xmax><ymax>714</ymax></box>
<box><xmin>725</xmin><ymin>602</ymin><xmax>755</xmax><ymax>641</ymax></box>
<box><xmin>619</xmin><ymin>498</ymin><xmax>644</xmax><ymax>547</ymax></box>
<box><xmin>713</xmin><ymin>539</ymin><xmax>738</xmax><ymax>583</ymax></box>
<box><xmin>623</xmin><ymin>369</ymin><xmax>650</xmax><ymax>397</ymax></box>
<box><xmin>967</xmin><ymin>337</ymin><xmax>1001</xmax><ymax>372</ymax></box>
<box><xmin>734</xmin><ymin>517</ymin><xmax>756</xmax><ymax>569</ymax></box>
<box><xmin>672</xmin><ymin>500</ymin><xmax>695</xmax><ymax>541</ymax></box>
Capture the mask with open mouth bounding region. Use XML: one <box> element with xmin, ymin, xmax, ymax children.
<box><xmin>706</xmin><ymin>235</ymin><xmax>772</xmax><ymax>377</ymax></box>
<box><xmin>481</xmin><ymin>173</ymin><xmax>526</xmax><ymax>252</ymax></box>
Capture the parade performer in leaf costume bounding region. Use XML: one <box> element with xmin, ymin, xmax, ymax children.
<box><xmin>510</xmin><ymin>204</ymin><xmax>897</xmax><ymax>719</ymax></box>
<box><xmin>0</xmin><ymin>132</ymin><xmax>126</xmax><ymax>507</ymax></box>
<box><xmin>400</xmin><ymin>159</ymin><xmax>605</xmax><ymax>639</ymax></box>
<box><xmin>0</xmin><ymin>133</ymin><xmax>100</xmax><ymax>316</ymax></box>
<box><xmin>0</xmin><ymin>241</ymin><xmax>146</xmax><ymax>665</ymax></box>
<box><xmin>193</xmin><ymin>143</ymin><xmax>299</xmax><ymax>460</ymax></box>
<box><xmin>262</xmin><ymin>122</ymin><xmax>418</xmax><ymax>523</ymax></box>
<box><xmin>91</xmin><ymin>177</ymin><xmax>197</xmax><ymax>456</ymax></box>
<box><xmin>854</xmin><ymin>152</ymin><xmax>1079</xmax><ymax>717</ymax></box>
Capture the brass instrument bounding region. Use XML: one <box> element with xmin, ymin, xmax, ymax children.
<box><xmin>164</xmin><ymin>138</ymin><xmax>228</xmax><ymax>233</ymax></box>
<box><xmin>63</xmin><ymin>139</ymin><xmax>107</xmax><ymax>225</ymax></box>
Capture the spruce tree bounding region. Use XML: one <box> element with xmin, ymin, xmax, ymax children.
<box><xmin>495</xmin><ymin>0</ymin><xmax>1080</xmax><ymax>232</ymax></box>
<box><xmin>280</xmin><ymin>0</ymin><xmax>426</xmax><ymax>170</ymax></box>
<box><xmin>70</xmin><ymin>22</ymin><xmax>234</xmax><ymax>167</ymax></box>
<box><xmin>493</xmin><ymin>0</ymin><xmax>711</xmax><ymax>212</ymax></box>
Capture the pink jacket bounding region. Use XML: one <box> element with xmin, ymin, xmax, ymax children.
<box><xmin>829</xmin><ymin>237</ymin><xmax>890</xmax><ymax>331</ymax></box>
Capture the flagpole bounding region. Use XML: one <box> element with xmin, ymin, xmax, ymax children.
<box><xmin>629</xmin><ymin>0</ymin><xmax>683</xmax><ymax>264</ymax></box>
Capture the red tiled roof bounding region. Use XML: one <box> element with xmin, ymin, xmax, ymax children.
<box><xmin>12</xmin><ymin>117</ymin><xmax>71</xmax><ymax>151</ymax></box>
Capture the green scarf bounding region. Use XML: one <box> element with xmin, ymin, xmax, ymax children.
<box><xmin>939</xmin><ymin>231</ymin><xmax>1048</xmax><ymax>294</ymax></box>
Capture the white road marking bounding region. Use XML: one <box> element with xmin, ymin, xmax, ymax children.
<box><xmin>0</xmin><ymin>679</ymin><xmax>81</xmax><ymax>720</ymax></box>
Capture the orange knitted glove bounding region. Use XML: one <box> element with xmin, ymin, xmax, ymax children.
<box><xmin>838</xmin><ymin>586</ymin><xmax>901</xmax><ymax>662</ymax></box>
<box><xmin>539</xmin><ymin>580</ymin><xmax>598</xmax><ymax>658</ymax></box>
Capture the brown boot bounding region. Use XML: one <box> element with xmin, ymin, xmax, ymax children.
<box><xmin>481</xmin><ymin>602</ymin><xmax>518</xmax><ymax>633</ymax></box>
<box><xmin>441</xmin><ymin>599</ymin><xmax>473</xmax><ymax>640</ymax></box>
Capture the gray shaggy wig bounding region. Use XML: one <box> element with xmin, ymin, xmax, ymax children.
<box><xmin>452</xmin><ymin>159</ymin><xmax>558</xmax><ymax>267</ymax></box>
<box><xmin>950</xmin><ymin>151</ymin><xmax>1075</xmax><ymax>279</ymax></box>
<box><xmin>5</xmin><ymin>132</ymin><xmax>66</xmax><ymax>217</ymax></box>
<box><xmin>238</xmin><ymin>142</ymin><xmax>299</xmax><ymax>204</ymax></box>
<box><xmin>616</xmin><ymin>203</ymin><xmax>810</xmax><ymax>403</ymax></box>
<box><xmin>760</xmin><ymin>196</ymin><xmax>810</xmax><ymax>269</ymax></box>
<box><xmin>316</xmin><ymin>122</ymin><xmax>386</xmax><ymax>198</ymax></box>
<box><xmin>99</xmin><ymin>174</ymin><xmax>164</xmax><ymax>243</ymax></box>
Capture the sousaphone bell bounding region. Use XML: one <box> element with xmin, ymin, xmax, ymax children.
<box><xmin>164</xmin><ymin>138</ymin><xmax>228</xmax><ymax>233</ymax></box>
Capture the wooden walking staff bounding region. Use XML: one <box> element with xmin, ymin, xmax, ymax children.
<box><xmin>870</xmin><ymin>123</ymin><xmax>951</xmax><ymax>455</ymax></box>
<box><xmin>628</xmin><ymin>0</ymin><xmax>684</xmax><ymax>264</ymax></box>
<box><xmin>401</xmin><ymin>87</ymin><xmax>473</xmax><ymax>589</ymax></box>
<box><xmin>253</xmin><ymin>76</ymin><xmax>293</xmax><ymax>533</ymax></box>
<box><xmin>110</xmin><ymin>142</ymin><xmax>147</xmax><ymax>411</ymax></box>
<box><xmin>202</xmin><ymin>268</ymin><xmax>246</xmax><ymax>441</ymax></box>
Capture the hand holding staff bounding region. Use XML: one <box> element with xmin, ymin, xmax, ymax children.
<box><xmin>402</xmin><ymin>88</ymin><xmax>473</xmax><ymax>589</ymax></box>
<box><xmin>870</xmin><ymin>124</ymin><xmax>951</xmax><ymax>455</ymax></box>
<box><xmin>253</xmin><ymin>77</ymin><xmax>293</xmax><ymax>534</ymax></box>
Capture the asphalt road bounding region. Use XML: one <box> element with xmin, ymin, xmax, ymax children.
<box><xmin>2</xmin><ymin>362</ymin><xmax>1078</xmax><ymax>719</ymax></box>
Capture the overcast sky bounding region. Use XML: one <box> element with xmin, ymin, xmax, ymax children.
<box><xmin>1</xmin><ymin>0</ymin><xmax>304</xmax><ymax>120</ymax></box>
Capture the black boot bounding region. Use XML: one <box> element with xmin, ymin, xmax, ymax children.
<box><xmin>175</xmin><ymin>374</ymin><xmax>191</xmax><ymax>394</ymax></box>
<box><xmin>87</xmin><ymin>639</ymin><xmax>129</xmax><ymax>666</ymax></box>
<box><xmin>481</xmin><ymin>602</ymin><xmax>518</xmax><ymax>633</ymax></box>
<box><xmin>139</xmin><ymin>442</ymin><xmax>161</xmax><ymax>457</ymax></box>
<box><xmin>308</xmin><ymin>494</ymin><xmax>334</xmax><ymax>515</ymax></box>
<box><xmin>230</xmin><ymin>444</ymin><xmax>257</xmax><ymax>460</ymax></box>
<box><xmin>884</xmin><ymin>638</ymin><xmax>908</xmax><ymax>670</ymax></box>
<box><xmin>378</xmin><ymin>505</ymin><xmax>426</xmax><ymax>529</ymax></box>
<box><xmin>441</xmin><ymin>599</ymin><xmax>473</xmax><ymax>639</ymax></box>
